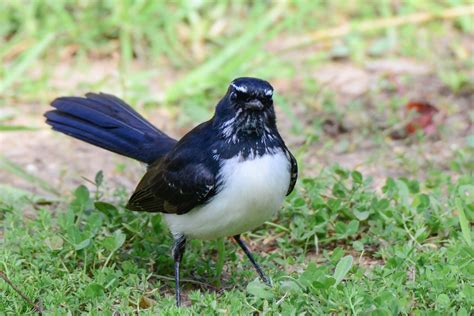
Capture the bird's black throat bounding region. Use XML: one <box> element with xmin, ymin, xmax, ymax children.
<box><xmin>211</xmin><ymin>97</ymin><xmax>283</xmax><ymax>161</ymax></box>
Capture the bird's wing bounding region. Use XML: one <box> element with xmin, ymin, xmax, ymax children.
<box><xmin>126</xmin><ymin>156</ymin><xmax>216</xmax><ymax>215</ymax></box>
<box><xmin>286</xmin><ymin>149</ymin><xmax>298</xmax><ymax>195</ymax></box>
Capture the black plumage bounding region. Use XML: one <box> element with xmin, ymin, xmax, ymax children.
<box><xmin>45</xmin><ymin>93</ymin><xmax>176</xmax><ymax>164</ymax></box>
<box><xmin>45</xmin><ymin>77</ymin><xmax>298</xmax><ymax>307</ymax></box>
<box><xmin>126</xmin><ymin>78</ymin><xmax>297</xmax><ymax>215</ymax></box>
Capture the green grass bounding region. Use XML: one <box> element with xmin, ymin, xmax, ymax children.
<box><xmin>1</xmin><ymin>0</ymin><xmax>473</xmax><ymax>314</ymax></box>
<box><xmin>1</xmin><ymin>164</ymin><xmax>473</xmax><ymax>314</ymax></box>
<box><xmin>1</xmin><ymin>1</ymin><xmax>472</xmax><ymax>112</ymax></box>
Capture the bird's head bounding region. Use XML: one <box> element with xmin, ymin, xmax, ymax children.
<box><xmin>227</xmin><ymin>77</ymin><xmax>274</xmax><ymax>112</ymax></box>
<box><xmin>214</xmin><ymin>77</ymin><xmax>277</xmax><ymax>141</ymax></box>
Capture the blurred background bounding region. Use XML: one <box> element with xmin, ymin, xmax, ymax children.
<box><xmin>0</xmin><ymin>0</ymin><xmax>473</xmax><ymax>195</ymax></box>
<box><xmin>1</xmin><ymin>1</ymin><xmax>473</xmax><ymax>313</ymax></box>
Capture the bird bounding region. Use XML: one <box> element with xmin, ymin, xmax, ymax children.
<box><xmin>44</xmin><ymin>77</ymin><xmax>298</xmax><ymax>306</ymax></box>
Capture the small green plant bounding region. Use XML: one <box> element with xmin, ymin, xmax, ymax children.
<box><xmin>1</xmin><ymin>1</ymin><xmax>472</xmax><ymax>313</ymax></box>
<box><xmin>1</xmin><ymin>167</ymin><xmax>472</xmax><ymax>314</ymax></box>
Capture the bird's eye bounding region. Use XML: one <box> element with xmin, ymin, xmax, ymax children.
<box><xmin>230</xmin><ymin>91</ymin><xmax>247</xmax><ymax>102</ymax></box>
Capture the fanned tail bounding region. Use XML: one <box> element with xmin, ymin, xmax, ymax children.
<box><xmin>45</xmin><ymin>93</ymin><xmax>177</xmax><ymax>164</ymax></box>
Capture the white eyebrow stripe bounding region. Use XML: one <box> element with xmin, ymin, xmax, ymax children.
<box><xmin>265</xmin><ymin>89</ymin><xmax>273</xmax><ymax>96</ymax></box>
<box><xmin>231</xmin><ymin>83</ymin><xmax>248</xmax><ymax>93</ymax></box>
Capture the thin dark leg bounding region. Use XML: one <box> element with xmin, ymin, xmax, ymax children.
<box><xmin>171</xmin><ymin>235</ymin><xmax>186</xmax><ymax>307</ymax></box>
<box><xmin>233</xmin><ymin>235</ymin><xmax>271</xmax><ymax>286</ymax></box>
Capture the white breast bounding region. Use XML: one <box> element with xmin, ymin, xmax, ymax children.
<box><xmin>164</xmin><ymin>150</ymin><xmax>291</xmax><ymax>240</ymax></box>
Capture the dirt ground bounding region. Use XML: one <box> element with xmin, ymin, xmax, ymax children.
<box><xmin>1</xmin><ymin>56</ymin><xmax>472</xmax><ymax>197</ymax></box>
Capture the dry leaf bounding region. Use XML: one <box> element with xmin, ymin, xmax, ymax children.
<box><xmin>139</xmin><ymin>296</ymin><xmax>157</xmax><ymax>309</ymax></box>
<box><xmin>405</xmin><ymin>100</ymin><xmax>439</xmax><ymax>135</ymax></box>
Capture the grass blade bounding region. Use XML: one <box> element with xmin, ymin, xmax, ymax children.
<box><xmin>455</xmin><ymin>197</ymin><xmax>472</xmax><ymax>247</ymax></box>
<box><xmin>163</xmin><ymin>4</ymin><xmax>285</xmax><ymax>103</ymax></box>
<box><xmin>0</xmin><ymin>125</ymin><xmax>38</xmax><ymax>132</ymax></box>
<box><xmin>333</xmin><ymin>255</ymin><xmax>353</xmax><ymax>286</ymax></box>
<box><xmin>0</xmin><ymin>155</ymin><xmax>59</xmax><ymax>196</ymax></box>
<box><xmin>0</xmin><ymin>184</ymin><xmax>44</xmax><ymax>205</ymax></box>
<box><xmin>214</xmin><ymin>238</ymin><xmax>226</xmax><ymax>287</ymax></box>
<box><xmin>0</xmin><ymin>33</ymin><xmax>55</xmax><ymax>94</ymax></box>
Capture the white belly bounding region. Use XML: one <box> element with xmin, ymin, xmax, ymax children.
<box><xmin>164</xmin><ymin>150</ymin><xmax>291</xmax><ymax>240</ymax></box>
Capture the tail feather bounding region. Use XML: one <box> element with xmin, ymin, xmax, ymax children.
<box><xmin>82</xmin><ymin>93</ymin><xmax>162</xmax><ymax>134</ymax></box>
<box><xmin>46</xmin><ymin>111</ymin><xmax>141</xmax><ymax>155</ymax></box>
<box><xmin>45</xmin><ymin>93</ymin><xmax>177</xmax><ymax>164</ymax></box>
<box><xmin>49</xmin><ymin>97</ymin><xmax>149</xmax><ymax>142</ymax></box>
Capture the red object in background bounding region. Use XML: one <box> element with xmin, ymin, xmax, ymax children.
<box><xmin>404</xmin><ymin>100</ymin><xmax>439</xmax><ymax>135</ymax></box>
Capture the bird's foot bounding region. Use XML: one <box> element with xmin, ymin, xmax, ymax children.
<box><xmin>260</xmin><ymin>274</ymin><xmax>272</xmax><ymax>287</ymax></box>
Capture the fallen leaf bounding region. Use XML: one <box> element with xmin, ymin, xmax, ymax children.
<box><xmin>390</xmin><ymin>100</ymin><xmax>440</xmax><ymax>139</ymax></box>
<box><xmin>139</xmin><ymin>296</ymin><xmax>157</xmax><ymax>309</ymax></box>
<box><xmin>45</xmin><ymin>235</ymin><xmax>64</xmax><ymax>250</ymax></box>
<box><xmin>405</xmin><ymin>100</ymin><xmax>439</xmax><ymax>135</ymax></box>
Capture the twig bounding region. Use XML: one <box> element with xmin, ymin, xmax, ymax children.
<box><xmin>277</xmin><ymin>5</ymin><xmax>474</xmax><ymax>52</ymax></box>
<box><xmin>0</xmin><ymin>271</ymin><xmax>43</xmax><ymax>314</ymax></box>
<box><xmin>264</xmin><ymin>221</ymin><xmax>290</xmax><ymax>232</ymax></box>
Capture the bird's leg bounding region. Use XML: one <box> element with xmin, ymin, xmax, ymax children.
<box><xmin>171</xmin><ymin>235</ymin><xmax>186</xmax><ymax>307</ymax></box>
<box><xmin>233</xmin><ymin>235</ymin><xmax>271</xmax><ymax>286</ymax></box>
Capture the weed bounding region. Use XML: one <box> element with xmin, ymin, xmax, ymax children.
<box><xmin>1</xmin><ymin>167</ymin><xmax>472</xmax><ymax>313</ymax></box>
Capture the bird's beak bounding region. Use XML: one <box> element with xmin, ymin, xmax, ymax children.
<box><xmin>244</xmin><ymin>99</ymin><xmax>264</xmax><ymax>110</ymax></box>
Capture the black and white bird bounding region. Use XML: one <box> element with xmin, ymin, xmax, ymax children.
<box><xmin>44</xmin><ymin>77</ymin><xmax>298</xmax><ymax>306</ymax></box>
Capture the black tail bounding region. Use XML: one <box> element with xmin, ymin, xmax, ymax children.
<box><xmin>45</xmin><ymin>93</ymin><xmax>177</xmax><ymax>164</ymax></box>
